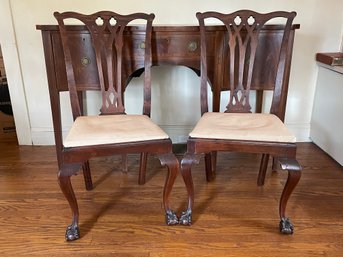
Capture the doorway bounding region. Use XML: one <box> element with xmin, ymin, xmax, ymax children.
<box><xmin>0</xmin><ymin>45</ymin><xmax>17</xmax><ymax>142</ymax></box>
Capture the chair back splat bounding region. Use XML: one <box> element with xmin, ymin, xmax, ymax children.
<box><xmin>198</xmin><ymin>10</ymin><xmax>296</xmax><ymax>118</ymax></box>
<box><xmin>180</xmin><ymin>10</ymin><xmax>302</xmax><ymax>235</ymax></box>
<box><xmin>54</xmin><ymin>11</ymin><xmax>154</xmax><ymax>118</ymax></box>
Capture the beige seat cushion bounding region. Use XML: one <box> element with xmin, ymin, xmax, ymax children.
<box><xmin>64</xmin><ymin>114</ymin><xmax>169</xmax><ymax>147</ymax></box>
<box><xmin>189</xmin><ymin>112</ymin><xmax>296</xmax><ymax>143</ymax></box>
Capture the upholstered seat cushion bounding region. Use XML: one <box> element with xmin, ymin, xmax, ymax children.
<box><xmin>189</xmin><ymin>112</ymin><xmax>296</xmax><ymax>143</ymax></box>
<box><xmin>64</xmin><ymin>115</ymin><xmax>169</xmax><ymax>147</ymax></box>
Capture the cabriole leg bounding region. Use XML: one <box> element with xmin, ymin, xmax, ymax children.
<box><xmin>157</xmin><ymin>153</ymin><xmax>179</xmax><ymax>225</ymax></box>
<box><xmin>278</xmin><ymin>158</ymin><xmax>302</xmax><ymax>234</ymax></box>
<box><xmin>179</xmin><ymin>153</ymin><xmax>195</xmax><ymax>225</ymax></box>
<box><xmin>58</xmin><ymin>165</ymin><xmax>80</xmax><ymax>241</ymax></box>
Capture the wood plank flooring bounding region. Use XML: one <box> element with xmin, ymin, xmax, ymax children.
<box><xmin>0</xmin><ymin>140</ymin><xmax>342</xmax><ymax>256</ymax></box>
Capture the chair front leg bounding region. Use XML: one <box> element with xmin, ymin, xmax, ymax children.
<box><xmin>58</xmin><ymin>164</ymin><xmax>81</xmax><ymax>241</ymax></box>
<box><xmin>179</xmin><ymin>153</ymin><xmax>196</xmax><ymax>225</ymax></box>
<box><xmin>157</xmin><ymin>153</ymin><xmax>179</xmax><ymax>225</ymax></box>
<box><xmin>278</xmin><ymin>158</ymin><xmax>302</xmax><ymax>234</ymax></box>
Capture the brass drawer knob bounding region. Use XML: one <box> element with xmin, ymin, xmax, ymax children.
<box><xmin>140</xmin><ymin>41</ymin><xmax>145</xmax><ymax>49</ymax></box>
<box><xmin>188</xmin><ymin>41</ymin><xmax>197</xmax><ymax>52</ymax></box>
<box><xmin>80</xmin><ymin>56</ymin><xmax>91</xmax><ymax>66</ymax></box>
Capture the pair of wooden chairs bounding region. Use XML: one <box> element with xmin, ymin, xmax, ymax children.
<box><xmin>50</xmin><ymin>10</ymin><xmax>301</xmax><ymax>241</ymax></box>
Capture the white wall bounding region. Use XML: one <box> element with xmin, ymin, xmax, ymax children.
<box><xmin>0</xmin><ymin>0</ymin><xmax>32</xmax><ymax>144</ymax></box>
<box><xmin>311</xmin><ymin>65</ymin><xmax>343</xmax><ymax>165</ymax></box>
<box><xmin>0</xmin><ymin>0</ymin><xmax>342</xmax><ymax>145</ymax></box>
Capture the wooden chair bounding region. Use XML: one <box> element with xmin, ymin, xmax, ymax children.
<box><xmin>180</xmin><ymin>10</ymin><xmax>302</xmax><ymax>234</ymax></box>
<box><xmin>52</xmin><ymin>11</ymin><xmax>179</xmax><ymax>241</ymax></box>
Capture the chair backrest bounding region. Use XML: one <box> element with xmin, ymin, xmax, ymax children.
<box><xmin>196</xmin><ymin>10</ymin><xmax>296</xmax><ymax>119</ymax></box>
<box><xmin>54</xmin><ymin>11</ymin><xmax>155</xmax><ymax>120</ymax></box>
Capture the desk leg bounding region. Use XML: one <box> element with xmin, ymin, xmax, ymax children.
<box><xmin>212</xmin><ymin>91</ymin><xmax>220</xmax><ymax>112</ymax></box>
<box><xmin>256</xmin><ymin>90</ymin><xmax>263</xmax><ymax>113</ymax></box>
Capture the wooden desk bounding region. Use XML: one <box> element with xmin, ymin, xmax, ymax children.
<box><xmin>37</xmin><ymin>24</ymin><xmax>299</xmax><ymax>110</ymax></box>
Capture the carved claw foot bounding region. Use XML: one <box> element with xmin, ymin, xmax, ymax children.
<box><xmin>165</xmin><ymin>210</ymin><xmax>179</xmax><ymax>225</ymax></box>
<box><xmin>179</xmin><ymin>209</ymin><xmax>192</xmax><ymax>225</ymax></box>
<box><xmin>279</xmin><ymin>217</ymin><xmax>294</xmax><ymax>234</ymax></box>
<box><xmin>65</xmin><ymin>224</ymin><xmax>80</xmax><ymax>241</ymax></box>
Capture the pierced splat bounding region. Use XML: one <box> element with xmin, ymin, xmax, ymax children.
<box><xmin>223</xmin><ymin>13</ymin><xmax>268</xmax><ymax>113</ymax></box>
<box><xmin>95</xmin><ymin>17</ymin><xmax>104</xmax><ymax>26</ymax></box>
<box><xmin>54</xmin><ymin>11</ymin><xmax>154</xmax><ymax>117</ymax></box>
<box><xmin>78</xmin><ymin>13</ymin><xmax>128</xmax><ymax>115</ymax></box>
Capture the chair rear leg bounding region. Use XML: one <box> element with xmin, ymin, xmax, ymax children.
<box><xmin>205</xmin><ymin>151</ymin><xmax>217</xmax><ymax>182</ymax></box>
<box><xmin>211</xmin><ymin>151</ymin><xmax>217</xmax><ymax>175</ymax></box>
<box><xmin>78</xmin><ymin>92</ymin><xmax>93</xmax><ymax>191</ymax></box>
<box><xmin>205</xmin><ymin>153</ymin><xmax>214</xmax><ymax>182</ymax></box>
<box><xmin>257</xmin><ymin>154</ymin><xmax>269</xmax><ymax>186</ymax></box>
<box><xmin>82</xmin><ymin>161</ymin><xmax>93</xmax><ymax>190</ymax></box>
<box><xmin>138</xmin><ymin>152</ymin><xmax>148</xmax><ymax>185</ymax></box>
<box><xmin>272</xmin><ymin>157</ymin><xmax>279</xmax><ymax>172</ymax></box>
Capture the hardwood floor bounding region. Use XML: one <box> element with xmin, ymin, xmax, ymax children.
<box><xmin>0</xmin><ymin>140</ymin><xmax>342</xmax><ymax>256</ymax></box>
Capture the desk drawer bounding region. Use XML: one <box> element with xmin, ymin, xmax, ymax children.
<box><xmin>152</xmin><ymin>31</ymin><xmax>217</xmax><ymax>65</ymax></box>
<box><xmin>52</xmin><ymin>31</ymin><xmax>148</xmax><ymax>91</ymax></box>
<box><xmin>51</xmin><ymin>29</ymin><xmax>218</xmax><ymax>91</ymax></box>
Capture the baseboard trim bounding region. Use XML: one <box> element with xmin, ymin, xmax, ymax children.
<box><xmin>286</xmin><ymin>123</ymin><xmax>311</xmax><ymax>142</ymax></box>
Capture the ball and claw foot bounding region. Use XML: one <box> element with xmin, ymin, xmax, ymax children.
<box><xmin>165</xmin><ymin>210</ymin><xmax>179</xmax><ymax>225</ymax></box>
<box><xmin>279</xmin><ymin>217</ymin><xmax>294</xmax><ymax>234</ymax></box>
<box><xmin>179</xmin><ymin>209</ymin><xmax>192</xmax><ymax>225</ymax></box>
<box><xmin>65</xmin><ymin>224</ymin><xmax>80</xmax><ymax>241</ymax></box>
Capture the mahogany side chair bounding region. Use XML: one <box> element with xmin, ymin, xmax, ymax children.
<box><xmin>52</xmin><ymin>11</ymin><xmax>179</xmax><ymax>241</ymax></box>
<box><xmin>180</xmin><ymin>10</ymin><xmax>302</xmax><ymax>234</ymax></box>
